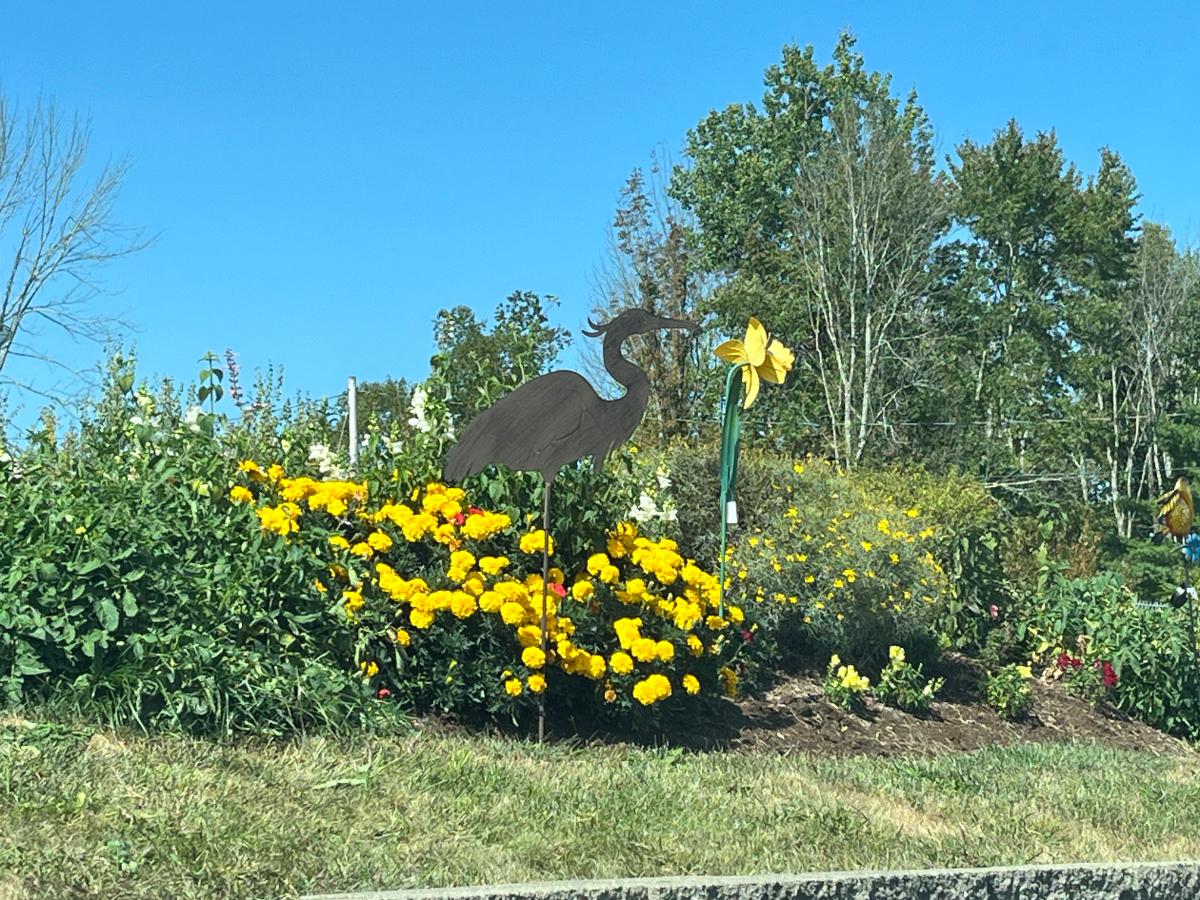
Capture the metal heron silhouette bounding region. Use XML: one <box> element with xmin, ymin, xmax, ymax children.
<box><xmin>443</xmin><ymin>307</ymin><xmax>700</xmax><ymax>739</ymax></box>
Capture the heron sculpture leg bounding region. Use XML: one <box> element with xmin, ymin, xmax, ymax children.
<box><xmin>538</xmin><ymin>475</ymin><xmax>552</xmax><ymax>743</ymax></box>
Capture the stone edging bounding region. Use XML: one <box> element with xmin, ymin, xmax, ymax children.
<box><xmin>303</xmin><ymin>860</ymin><xmax>1200</xmax><ymax>900</ymax></box>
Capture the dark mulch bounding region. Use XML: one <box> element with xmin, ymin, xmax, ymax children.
<box><xmin>417</xmin><ymin>653</ymin><xmax>1194</xmax><ymax>757</ymax></box>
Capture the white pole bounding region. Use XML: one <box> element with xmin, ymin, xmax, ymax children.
<box><xmin>347</xmin><ymin>376</ymin><xmax>359</xmax><ymax>469</ymax></box>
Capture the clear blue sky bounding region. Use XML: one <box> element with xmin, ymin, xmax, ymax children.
<box><xmin>2</xmin><ymin>1</ymin><xmax>1197</xmax><ymax>425</ymax></box>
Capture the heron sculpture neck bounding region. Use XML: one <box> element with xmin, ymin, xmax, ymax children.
<box><xmin>601</xmin><ymin>328</ymin><xmax>650</xmax><ymax>415</ymax></box>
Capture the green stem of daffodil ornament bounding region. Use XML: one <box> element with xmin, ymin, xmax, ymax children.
<box><xmin>718</xmin><ymin>364</ymin><xmax>745</xmax><ymax>619</ymax></box>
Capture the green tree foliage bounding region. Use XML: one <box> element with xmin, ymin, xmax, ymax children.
<box><xmin>590</xmin><ymin>158</ymin><xmax>720</xmax><ymax>445</ymax></box>
<box><xmin>671</xmin><ymin>34</ymin><xmax>950</xmax><ymax>463</ymax></box>
<box><xmin>430</xmin><ymin>290</ymin><xmax>571</xmax><ymax>428</ymax></box>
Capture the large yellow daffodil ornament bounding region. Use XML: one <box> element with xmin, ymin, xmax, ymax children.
<box><xmin>715</xmin><ymin>317</ymin><xmax>793</xmax><ymax>614</ymax></box>
<box><xmin>715</xmin><ymin>316</ymin><xmax>795</xmax><ymax>409</ymax></box>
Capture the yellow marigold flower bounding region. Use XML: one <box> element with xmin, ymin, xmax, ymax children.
<box><xmin>367</xmin><ymin>531</ymin><xmax>394</xmax><ymax>553</ymax></box>
<box><xmin>401</xmin><ymin>512</ymin><xmax>437</xmax><ymax>542</ymax></box>
<box><xmin>394</xmin><ymin>628</ymin><xmax>411</xmax><ymax>647</ymax></box>
<box><xmin>527</xmin><ymin>673</ymin><xmax>546</xmax><ymax>693</ymax></box>
<box><xmin>238</xmin><ymin>460</ymin><xmax>265</xmax><ymax>479</ymax></box>
<box><xmin>727</xmin><ymin>605</ymin><xmax>744</xmax><ymax>624</ymax></box>
<box><xmin>462</xmin><ymin>510</ymin><xmax>511</xmax><ymax>541</ymax></box>
<box><xmin>410</xmin><ymin>608</ymin><xmax>435</xmax><ymax>629</ymax></box>
<box><xmin>597</xmin><ymin>564</ymin><xmax>619</xmax><ymax>584</ymax></box>
<box><xmin>705</xmin><ymin>615</ymin><xmax>729</xmax><ymax>630</ymax></box>
<box><xmin>449</xmin><ymin>592</ymin><xmax>477</xmax><ymax>619</ymax></box>
<box><xmin>516</xmin><ymin>625</ymin><xmax>542</xmax><ymax>647</ymax></box>
<box><xmin>329</xmin><ymin>535</ymin><xmax>350</xmax><ymax>550</ymax></box>
<box><xmin>343</xmin><ymin>589</ymin><xmax>365</xmax><ymax>613</ymax></box>
<box><xmin>349</xmin><ymin>541</ymin><xmax>372</xmax><ymax>559</ymax></box>
<box><xmin>682</xmin><ymin>674</ymin><xmax>700</xmax><ymax>695</ymax></box>
<box><xmin>519</xmin><ymin>529</ymin><xmax>554</xmax><ymax>555</ymax></box>
<box><xmin>587</xmin><ymin>655</ymin><xmax>606</xmax><ymax>680</ymax></box>
<box><xmin>655</xmin><ymin>640</ymin><xmax>675</xmax><ymax>663</ymax></box>
<box><xmin>359</xmin><ymin>660</ymin><xmax>379</xmax><ymax>677</ymax></box>
<box><xmin>687</xmin><ymin>635</ymin><xmax>704</xmax><ymax>657</ymax></box>
<box><xmin>613</xmin><ymin>617</ymin><xmax>642</xmax><ymax>650</ymax></box>
<box><xmin>632</xmin><ymin>673</ymin><xmax>672</xmax><ymax>705</ymax></box>
<box><xmin>521</xmin><ymin>646</ymin><xmax>546</xmax><ymax>669</ymax></box>
<box><xmin>229</xmin><ymin>485</ymin><xmax>254</xmax><ymax>504</ymax></box>
<box><xmin>313</xmin><ymin>579</ymin><xmax>327</xmax><ymax>593</ymax></box>
<box><xmin>479</xmin><ymin>590</ymin><xmax>503</xmax><ymax>614</ymax></box>
<box><xmin>906</xmin><ymin>507</ymin><xmax>919</xmax><ymax>518</ymax></box>
<box><xmin>504</xmin><ymin>677</ymin><xmax>523</xmax><ymax>697</ymax></box>
<box><xmin>438</xmin><ymin>499</ymin><xmax>462</xmax><ymax>521</ymax></box>
<box><xmin>610</xmin><ymin>651</ymin><xmax>634</xmax><ymax>675</ymax></box>
<box><xmin>571</xmin><ymin>580</ymin><xmax>595</xmax><ymax>602</ymax></box>
<box><xmin>500</xmin><ymin>601</ymin><xmax>528</xmax><ymax>626</ymax></box>
<box><xmin>630</xmin><ymin>637</ymin><xmax>658</xmax><ymax>663</ymax></box>
<box><xmin>479</xmin><ymin>555</ymin><xmax>509</xmax><ymax>575</ymax></box>
<box><xmin>267</xmin><ymin>464</ymin><xmax>285</xmax><ymax>483</ymax></box>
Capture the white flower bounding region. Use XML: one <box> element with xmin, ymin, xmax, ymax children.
<box><xmin>183</xmin><ymin>405</ymin><xmax>202</xmax><ymax>432</ymax></box>
<box><xmin>308</xmin><ymin>443</ymin><xmax>346</xmax><ymax>479</ymax></box>
<box><xmin>407</xmin><ymin>385</ymin><xmax>431</xmax><ymax>434</ymax></box>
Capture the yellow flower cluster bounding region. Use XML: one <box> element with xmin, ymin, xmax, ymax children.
<box><xmin>230</xmin><ymin>465</ymin><xmax>741</xmax><ymax>709</ymax></box>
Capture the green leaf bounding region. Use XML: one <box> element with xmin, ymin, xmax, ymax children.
<box><xmin>122</xmin><ymin>589</ymin><xmax>139</xmax><ymax>618</ymax></box>
<box><xmin>96</xmin><ymin>598</ymin><xmax>119</xmax><ymax>632</ymax></box>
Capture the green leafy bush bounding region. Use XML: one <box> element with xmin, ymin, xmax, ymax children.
<box><xmin>1010</xmin><ymin>545</ymin><xmax>1200</xmax><ymax>737</ymax></box>
<box><xmin>0</xmin><ymin>354</ymin><xmax>385</xmax><ymax>736</ymax></box>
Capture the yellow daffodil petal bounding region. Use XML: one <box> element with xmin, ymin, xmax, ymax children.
<box><xmin>744</xmin><ymin>317</ymin><xmax>768</xmax><ymax>367</ymax></box>
<box><xmin>767</xmin><ymin>338</ymin><xmax>794</xmax><ymax>371</ymax></box>
<box><xmin>714</xmin><ymin>339</ymin><xmax>748</xmax><ymax>366</ymax></box>
<box><xmin>741</xmin><ymin>365</ymin><xmax>762</xmax><ymax>409</ymax></box>
<box><xmin>758</xmin><ymin>354</ymin><xmax>790</xmax><ymax>385</ymax></box>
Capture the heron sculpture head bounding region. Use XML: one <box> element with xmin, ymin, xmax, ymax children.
<box><xmin>582</xmin><ymin>308</ymin><xmax>701</xmax><ymax>340</ymax></box>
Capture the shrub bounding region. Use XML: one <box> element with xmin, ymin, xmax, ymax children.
<box><xmin>712</xmin><ymin>456</ymin><xmax>953</xmax><ymax>673</ymax></box>
<box><xmin>875</xmin><ymin>645</ymin><xmax>943</xmax><ymax>714</ymax></box>
<box><xmin>1009</xmin><ymin>544</ymin><xmax>1200</xmax><ymax>738</ymax></box>
<box><xmin>0</xmin><ymin>354</ymin><xmax>384</xmax><ymax>736</ymax></box>
<box><xmin>986</xmin><ymin>664</ymin><xmax>1033</xmax><ymax>720</ymax></box>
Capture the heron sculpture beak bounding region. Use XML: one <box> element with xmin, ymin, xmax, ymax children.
<box><xmin>645</xmin><ymin>314</ymin><xmax>701</xmax><ymax>336</ymax></box>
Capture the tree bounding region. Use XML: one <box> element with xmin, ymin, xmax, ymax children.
<box><xmin>589</xmin><ymin>154</ymin><xmax>718</xmax><ymax>445</ymax></box>
<box><xmin>428</xmin><ymin>290</ymin><xmax>571</xmax><ymax>428</ymax></box>
<box><xmin>671</xmin><ymin>34</ymin><xmax>950</xmax><ymax>465</ymax></box>
<box><xmin>0</xmin><ymin>94</ymin><xmax>145</xmax><ymax>397</ymax></box>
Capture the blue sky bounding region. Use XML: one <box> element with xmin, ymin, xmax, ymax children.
<box><xmin>1</xmin><ymin>2</ymin><xmax>1197</xmax><ymax>426</ymax></box>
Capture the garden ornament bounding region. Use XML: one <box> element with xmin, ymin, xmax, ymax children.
<box><xmin>444</xmin><ymin>307</ymin><xmax>701</xmax><ymax>740</ymax></box>
<box><xmin>713</xmin><ymin>317</ymin><xmax>794</xmax><ymax>615</ymax></box>
<box><xmin>1155</xmin><ymin>475</ymin><xmax>1194</xmax><ymax>541</ymax></box>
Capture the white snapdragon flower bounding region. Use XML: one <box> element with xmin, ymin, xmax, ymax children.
<box><xmin>408</xmin><ymin>385</ymin><xmax>432</xmax><ymax>434</ymax></box>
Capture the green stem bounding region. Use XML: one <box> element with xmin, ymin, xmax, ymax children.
<box><xmin>718</xmin><ymin>365</ymin><xmax>745</xmax><ymax>618</ymax></box>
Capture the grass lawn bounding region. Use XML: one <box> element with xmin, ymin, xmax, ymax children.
<box><xmin>0</xmin><ymin>717</ymin><xmax>1197</xmax><ymax>899</ymax></box>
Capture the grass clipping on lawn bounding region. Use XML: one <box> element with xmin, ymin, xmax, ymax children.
<box><xmin>1</xmin><ymin>720</ymin><xmax>1198</xmax><ymax>899</ymax></box>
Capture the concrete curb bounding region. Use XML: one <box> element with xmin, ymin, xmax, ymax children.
<box><xmin>304</xmin><ymin>860</ymin><xmax>1200</xmax><ymax>900</ymax></box>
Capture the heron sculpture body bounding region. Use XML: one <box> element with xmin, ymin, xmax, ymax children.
<box><xmin>444</xmin><ymin>308</ymin><xmax>699</xmax><ymax>484</ymax></box>
<box><xmin>442</xmin><ymin>307</ymin><xmax>699</xmax><ymax>741</ymax></box>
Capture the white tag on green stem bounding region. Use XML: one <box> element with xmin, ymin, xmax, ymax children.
<box><xmin>725</xmin><ymin>501</ymin><xmax>738</xmax><ymax>525</ymax></box>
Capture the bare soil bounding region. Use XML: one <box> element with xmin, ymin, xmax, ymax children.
<box><xmin>425</xmin><ymin>653</ymin><xmax>1194</xmax><ymax>756</ymax></box>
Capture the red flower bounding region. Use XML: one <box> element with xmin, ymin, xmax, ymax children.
<box><xmin>741</xmin><ymin>629</ymin><xmax>755</xmax><ymax>643</ymax></box>
<box><xmin>548</xmin><ymin>582</ymin><xmax>567</xmax><ymax>598</ymax></box>
<box><xmin>453</xmin><ymin>513</ymin><xmax>466</xmax><ymax>526</ymax></box>
<box><xmin>1057</xmin><ymin>653</ymin><xmax>1082</xmax><ymax>670</ymax></box>
<box><xmin>1098</xmin><ymin>660</ymin><xmax>1118</xmax><ymax>689</ymax></box>
<box><xmin>376</xmin><ymin>687</ymin><xmax>391</xmax><ymax>699</ymax></box>
<box><xmin>468</xmin><ymin>506</ymin><xmax>484</xmax><ymax>516</ymax></box>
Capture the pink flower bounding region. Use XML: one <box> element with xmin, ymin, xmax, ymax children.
<box><xmin>988</xmin><ymin>604</ymin><xmax>1000</xmax><ymax>619</ymax></box>
<box><xmin>549</xmin><ymin>582</ymin><xmax>567</xmax><ymax>598</ymax></box>
<box><xmin>376</xmin><ymin>687</ymin><xmax>391</xmax><ymax>699</ymax></box>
